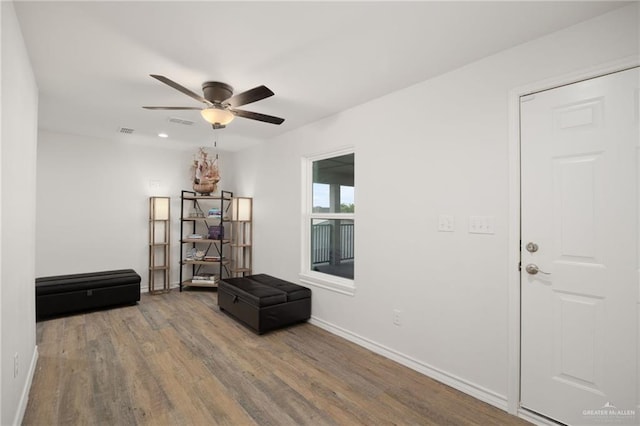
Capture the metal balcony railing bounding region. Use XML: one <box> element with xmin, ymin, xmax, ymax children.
<box><xmin>311</xmin><ymin>223</ymin><xmax>354</xmax><ymax>265</ymax></box>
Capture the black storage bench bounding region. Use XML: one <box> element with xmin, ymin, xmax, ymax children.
<box><xmin>36</xmin><ymin>269</ymin><xmax>141</xmax><ymax>320</ymax></box>
<box><xmin>218</xmin><ymin>274</ymin><xmax>311</xmax><ymax>334</ymax></box>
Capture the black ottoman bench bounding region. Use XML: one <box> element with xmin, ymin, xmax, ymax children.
<box><xmin>218</xmin><ymin>274</ymin><xmax>311</xmax><ymax>334</ymax></box>
<box><xmin>36</xmin><ymin>269</ymin><xmax>141</xmax><ymax>320</ymax></box>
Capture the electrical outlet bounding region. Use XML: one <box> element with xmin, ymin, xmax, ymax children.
<box><xmin>13</xmin><ymin>353</ymin><xmax>18</xmax><ymax>378</ymax></box>
<box><xmin>393</xmin><ymin>309</ymin><xmax>402</xmax><ymax>326</ymax></box>
<box><xmin>438</xmin><ymin>214</ymin><xmax>455</xmax><ymax>232</ymax></box>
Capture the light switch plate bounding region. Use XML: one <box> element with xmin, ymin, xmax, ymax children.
<box><xmin>469</xmin><ymin>216</ymin><xmax>494</xmax><ymax>234</ymax></box>
<box><xmin>438</xmin><ymin>214</ymin><xmax>455</xmax><ymax>232</ymax></box>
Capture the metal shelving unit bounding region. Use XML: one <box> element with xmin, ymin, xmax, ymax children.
<box><xmin>179</xmin><ymin>189</ymin><xmax>232</xmax><ymax>291</ymax></box>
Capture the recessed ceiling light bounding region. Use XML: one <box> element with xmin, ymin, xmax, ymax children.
<box><xmin>158</xmin><ymin>132</ymin><xmax>169</xmax><ymax>138</ymax></box>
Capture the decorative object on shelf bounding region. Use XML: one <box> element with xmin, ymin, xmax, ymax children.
<box><xmin>148</xmin><ymin>196</ymin><xmax>171</xmax><ymax>294</ymax></box>
<box><xmin>185</xmin><ymin>248</ymin><xmax>205</xmax><ymax>261</ymax></box>
<box><xmin>186</xmin><ymin>248</ymin><xmax>196</xmax><ymax>260</ymax></box>
<box><xmin>188</xmin><ymin>205</ymin><xmax>205</xmax><ymax>218</ymax></box>
<box><xmin>192</xmin><ymin>147</ymin><xmax>220</xmax><ymax>195</ymax></box>
<box><xmin>208</xmin><ymin>225</ymin><xmax>224</xmax><ymax>240</ymax></box>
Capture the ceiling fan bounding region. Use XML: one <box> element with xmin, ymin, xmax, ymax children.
<box><xmin>143</xmin><ymin>74</ymin><xmax>285</xmax><ymax>129</ymax></box>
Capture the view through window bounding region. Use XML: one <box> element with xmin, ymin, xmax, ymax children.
<box><xmin>310</xmin><ymin>153</ymin><xmax>354</xmax><ymax>280</ymax></box>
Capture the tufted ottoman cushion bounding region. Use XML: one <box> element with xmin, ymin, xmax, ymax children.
<box><xmin>218</xmin><ymin>274</ymin><xmax>311</xmax><ymax>334</ymax></box>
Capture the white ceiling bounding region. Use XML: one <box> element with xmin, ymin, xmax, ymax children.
<box><xmin>13</xmin><ymin>1</ymin><xmax>627</xmax><ymax>151</ymax></box>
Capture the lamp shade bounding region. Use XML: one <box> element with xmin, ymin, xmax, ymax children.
<box><xmin>231</xmin><ymin>197</ymin><xmax>252</xmax><ymax>221</ymax></box>
<box><xmin>151</xmin><ymin>197</ymin><xmax>170</xmax><ymax>221</ymax></box>
<box><xmin>201</xmin><ymin>107</ymin><xmax>235</xmax><ymax>125</ymax></box>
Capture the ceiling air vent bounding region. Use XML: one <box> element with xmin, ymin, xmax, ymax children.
<box><xmin>118</xmin><ymin>127</ymin><xmax>135</xmax><ymax>134</ymax></box>
<box><xmin>168</xmin><ymin>117</ymin><xmax>195</xmax><ymax>126</ymax></box>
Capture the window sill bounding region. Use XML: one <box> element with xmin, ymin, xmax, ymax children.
<box><xmin>299</xmin><ymin>272</ymin><xmax>355</xmax><ymax>296</ymax></box>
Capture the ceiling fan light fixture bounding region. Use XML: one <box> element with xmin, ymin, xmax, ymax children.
<box><xmin>201</xmin><ymin>106</ymin><xmax>234</xmax><ymax>126</ymax></box>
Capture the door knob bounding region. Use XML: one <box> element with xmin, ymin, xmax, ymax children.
<box><xmin>525</xmin><ymin>264</ymin><xmax>550</xmax><ymax>275</ymax></box>
<box><xmin>525</xmin><ymin>242</ymin><xmax>539</xmax><ymax>253</ymax></box>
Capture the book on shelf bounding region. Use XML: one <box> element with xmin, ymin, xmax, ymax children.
<box><xmin>187</xmin><ymin>234</ymin><xmax>204</xmax><ymax>239</ymax></box>
<box><xmin>191</xmin><ymin>280</ymin><xmax>217</xmax><ymax>285</ymax></box>
<box><xmin>207</xmin><ymin>208</ymin><xmax>221</xmax><ymax>218</ymax></box>
<box><xmin>192</xmin><ymin>274</ymin><xmax>216</xmax><ymax>280</ymax></box>
<box><xmin>203</xmin><ymin>255</ymin><xmax>225</xmax><ymax>261</ymax></box>
<box><xmin>191</xmin><ymin>275</ymin><xmax>218</xmax><ymax>281</ymax></box>
<box><xmin>191</xmin><ymin>275</ymin><xmax>218</xmax><ymax>284</ymax></box>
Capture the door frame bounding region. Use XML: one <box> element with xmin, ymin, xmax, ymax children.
<box><xmin>506</xmin><ymin>55</ymin><xmax>639</xmax><ymax>422</ymax></box>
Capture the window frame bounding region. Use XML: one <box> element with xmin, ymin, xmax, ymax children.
<box><xmin>300</xmin><ymin>147</ymin><xmax>356</xmax><ymax>296</ymax></box>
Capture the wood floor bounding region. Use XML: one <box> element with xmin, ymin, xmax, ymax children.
<box><xmin>23</xmin><ymin>290</ymin><xmax>529</xmax><ymax>426</ymax></box>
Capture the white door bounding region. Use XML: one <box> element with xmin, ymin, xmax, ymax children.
<box><xmin>521</xmin><ymin>67</ymin><xmax>639</xmax><ymax>425</ymax></box>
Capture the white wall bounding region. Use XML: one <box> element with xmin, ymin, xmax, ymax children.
<box><xmin>36</xmin><ymin>131</ymin><xmax>239</xmax><ymax>291</ymax></box>
<box><xmin>1</xmin><ymin>1</ymin><xmax>39</xmax><ymax>424</ymax></box>
<box><xmin>231</xmin><ymin>4</ymin><xmax>639</xmax><ymax>410</ymax></box>
<box><xmin>637</xmin><ymin>4</ymin><xmax>640</xmax><ymax>414</ymax></box>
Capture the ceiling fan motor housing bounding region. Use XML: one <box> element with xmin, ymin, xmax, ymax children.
<box><xmin>202</xmin><ymin>81</ymin><xmax>233</xmax><ymax>103</ymax></box>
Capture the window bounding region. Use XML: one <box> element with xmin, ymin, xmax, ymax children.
<box><xmin>301</xmin><ymin>149</ymin><xmax>355</xmax><ymax>295</ymax></box>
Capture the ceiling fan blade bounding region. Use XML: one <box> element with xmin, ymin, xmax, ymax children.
<box><xmin>232</xmin><ymin>108</ymin><xmax>285</xmax><ymax>125</ymax></box>
<box><xmin>149</xmin><ymin>74</ymin><xmax>212</xmax><ymax>106</ymax></box>
<box><xmin>226</xmin><ymin>85</ymin><xmax>274</xmax><ymax>107</ymax></box>
<box><xmin>143</xmin><ymin>106</ymin><xmax>202</xmax><ymax>110</ymax></box>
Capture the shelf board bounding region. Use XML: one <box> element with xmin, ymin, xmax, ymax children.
<box><xmin>181</xmin><ymin>217</ymin><xmax>226</xmax><ymax>222</ymax></box>
<box><xmin>181</xmin><ymin>280</ymin><xmax>218</xmax><ymax>288</ymax></box>
<box><xmin>182</xmin><ymin>195</ymin><xmax>231</xmax><ymax>201</ymax></box>
<box><xmin>181</xmin><ymin>260</ymin><xmax>229</xmax><ymax>266</ymax></box>
<box><xmin>182</xmin><ymin>238</ymin><xmax>229</xmax><ymax>244</ymax></box>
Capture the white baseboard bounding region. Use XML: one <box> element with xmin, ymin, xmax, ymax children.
<box><xmin>309</xmin><ymin>316</ymin><xmax>508</xmax><ymax>411</ymax></box>
<box><xmin>517</xmin><ymin>408</ymin><xmax>562</xmax><ymax>426</ymax></box>
<box><xmin>13</xmin><ymin>345</ymin><xmax>38</xmax><ymax>426</ymax></box>
<box><xmin>141</xmin><ymin>281</ymin><xmax>181</xmax><ymax>294</ymax></box>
